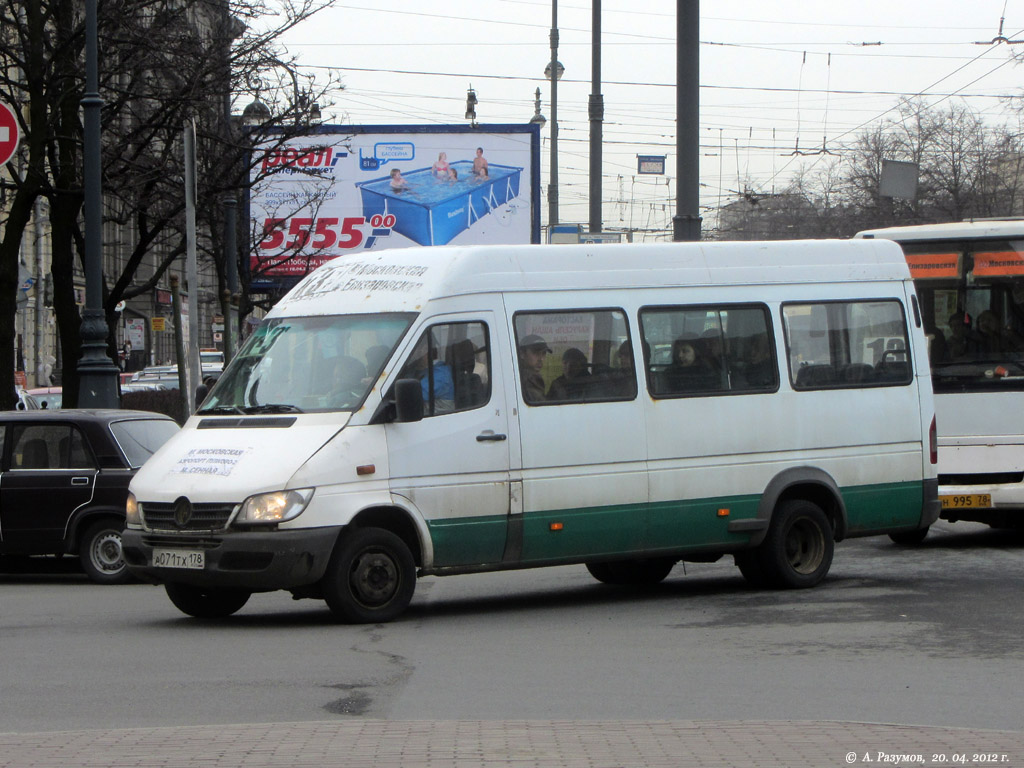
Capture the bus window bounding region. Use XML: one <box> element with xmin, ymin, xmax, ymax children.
<box><xmin>783</xmin><ymin>300</ymin><xmax>912</xmax><ymax>389</ymax></box>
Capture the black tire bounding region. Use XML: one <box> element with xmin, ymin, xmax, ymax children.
<box><xmin>889</xmin><ymin>527</ymin><xmax>930</xmax><ymax>545</ymax></box>
<box><xmin>734</xmin><ymin>550</ymin><xmax>769</xmax><ymax>588</ymax></box>
<box><xmin>757</xmin><ymin>499</ymin><xmax>834</xmax><ymax>589</ymax></box>
<box><xmin>585</xmin><ymin>557</ymin><xmax>675</xmax><ymax>586</ymax></box>
<box><xmin>322</xmin><ymin>527</ymin><xmax>416</xmax><ymax>623</ymax></box>
<box><xmin>165</xmin><ymin>583</ymin><xmax>251</xmax><ymax>618</ymax></box>
<box><xmin>79</xmin><ymin>519</ymin><xmax>132</xmax><ymax>585</ymax></box>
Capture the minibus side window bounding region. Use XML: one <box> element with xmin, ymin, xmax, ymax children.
<box><xmin>513</xmin><ymin>310</ymin><xmax>636</xmax><ymax>405</ymax></box>
<box><xmin>395</xmin><ymin>322</ymin><xmax>490</xmax><ymax>416</ymax></box>
<box><xmin>640</xmin><ymin>304</ymin><xmax>777</xmax><ymax>397</ymax></box>
<box><xmin>783</xmin><ymin>299</ymin><xmax>912</xmax><ymax>389</ymax></box>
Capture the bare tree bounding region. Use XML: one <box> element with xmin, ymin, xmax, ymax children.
<box><xmin>0</xmin><ymin>0</ymin><xmax>339</xmax><ymax>409</ymax></box>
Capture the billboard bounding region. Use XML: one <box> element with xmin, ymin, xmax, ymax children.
<box><xmin>248</xmin><ymin>124</ymin><xmax>540</xmax><ymax>288</ymax></box>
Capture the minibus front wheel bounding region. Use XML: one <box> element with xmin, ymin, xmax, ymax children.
<box><xmin>165</xmin><ymin>583</ymin><xmax>252</xmax><ymax>618</ymax></box>
<box><xmin>322</xmin><ymin>527</ymin><xmax>416</xmax><ymax>623</ymax></box>
<box><xmin>756</xmin><ymin>499</ymin><xmax>834</xmax><ymax>589</ymax></box>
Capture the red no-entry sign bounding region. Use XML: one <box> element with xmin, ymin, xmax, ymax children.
<box><xmin>0</xmin><ymin>102</ymin><xmax>21</xmax><ymax>166</ymax></box>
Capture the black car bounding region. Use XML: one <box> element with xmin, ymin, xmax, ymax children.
<box><xmin>0</xmin><ymin>409</ymin><xmax>179</xmax><ymax>583</ymax></box>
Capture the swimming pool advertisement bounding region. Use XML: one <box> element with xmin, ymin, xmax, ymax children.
<box><xmin>248</xmin><ymin>124</ymin><xmax>541</xmax><ymax>285</ymax></box>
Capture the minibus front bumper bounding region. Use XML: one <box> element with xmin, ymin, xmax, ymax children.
<box><xmin>122</xmin><ymin>527</ymin><xmax>341</xmax><ymax>591</ymax></box>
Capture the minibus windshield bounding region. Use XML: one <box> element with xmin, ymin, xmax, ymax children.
<box><xmin>199</xmin><ymin>313</ymin><xmax>415</xmax><ymax>414</ymax></box>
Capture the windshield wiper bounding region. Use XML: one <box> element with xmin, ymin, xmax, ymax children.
<box><xmin>197</xmin><ymin>405</ymin><xmax>245</xmax><ymax>415</ymax></box>
<box><xmin>242</xmin><ymin>403</ymin><xmax>304</xmax><ymax>414</ymax></box>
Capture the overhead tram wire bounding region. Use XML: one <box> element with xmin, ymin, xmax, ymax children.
<box><xmin>310</xmin><ymin>64</ymin><xmax>1020</xmax><ymax>101</ymax></box>
<box><xmin>754</xmin><ymin>28</ymin><xmax>1024</xmax><ymax>198</ymax></box>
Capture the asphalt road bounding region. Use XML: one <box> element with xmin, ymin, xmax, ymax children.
<box><xmin>2</xmin><ymin>520</ymin><xmax>1022</xmax><ymax>734</ymax></box>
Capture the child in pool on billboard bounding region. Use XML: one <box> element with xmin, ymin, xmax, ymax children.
<box><xmin>389</xmin><ymin>168</ymin><xmax>411</xmax><ymax>193</ymax></box>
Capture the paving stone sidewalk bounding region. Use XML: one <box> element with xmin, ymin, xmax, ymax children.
<box><xmin>1</xmin><ymin>720</ymin><xmax>1022</xmax><ymax>768</ymax></box>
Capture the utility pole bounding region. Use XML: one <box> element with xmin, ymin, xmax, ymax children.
<box><xmin>673</xmin><ymin>0</ymin><xmax>702</xmax><ymax>242</ymax></box>
<box><xmin>589</xmin><ymin>0</ymin><xmax>604</xmax><ymax>234</ymax></box>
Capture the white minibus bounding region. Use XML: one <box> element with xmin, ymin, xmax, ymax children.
<box><xmin>858</xmin><ymin>220</ymin><xmax>1024</xmax><ymax>538</ymax></box>
<box><xmin>123</xmin><ymin>240</ymin><xmax>939</xmax><ymax>622</ymax></box>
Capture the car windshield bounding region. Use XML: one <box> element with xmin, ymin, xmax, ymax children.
<box><xmin>200</xmin><ymin>313</ymin><xmax>415</xmax><ymax>414</ymax></box>
<box><xmin>109</xmin><ymin>418</ymin><xmax>181</xmax><ymax>468</ymax></box>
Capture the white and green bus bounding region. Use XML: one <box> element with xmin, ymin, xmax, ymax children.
<box><xmin>859</xmin><ymin>219</ymin><xmax>1024</xmax><ymax>537</ymax></box>
<box><xmin>124</xmin><ymin>240</ymin><xmax>939</xmax><ymax>622</ymax></box>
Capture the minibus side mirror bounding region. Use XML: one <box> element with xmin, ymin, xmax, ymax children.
<box><xmin>394</xmin><ymin>378</ymin><xmax>424</xmax><ymax>423</ymax></box>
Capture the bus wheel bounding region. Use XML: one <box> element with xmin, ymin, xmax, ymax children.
<box><xmin>758</xmin><ymin>499</ymin><xmax>834</xmax><ymax>589</ymax></box>
<box><xmin>889</xmin><ymin>527</ymin><xmax>929</xmax><ymax>545</ymax></box>
<box><xmin>165</xmin><ymin>583</ymin><xmax>251</xmax><ymax>618</ymax></box>
<box><xmin>322</xmin><ymin>528</ymin><xmax>416</xmax><ymax>623</ymax></box>
<box><xmin>585</xmin><ymin>558</ymin><xmax>675</xmax><ymax>586</ymax></box>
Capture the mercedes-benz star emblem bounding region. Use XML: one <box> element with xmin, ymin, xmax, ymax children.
<box><xmin>173</xmin><ymin>497</ymin><xmax>193</xmax><ymax>528</ymax></box>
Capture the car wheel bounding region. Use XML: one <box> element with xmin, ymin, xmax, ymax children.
<box><xmin>79</xmin><ymin>519</ymin><xmax>132</xmax><ymax>585</ymax></box>
<box><xmin>889</xmin><ymin>527</ymin><xmax>929</xmax><ymax>545</ymax></box>
<box><xmin>756</xmin><ymin>499</ymin><xmax>834</xmax><ymax>589</ymax></box>
<box><xmin>585</xmin><ymin>558</ymin><xmax>676</xmax><ymax>585</ymax></box>
<box><xmin>165</xmin><ymin>583</ymin><xmax>251</xmax><ymax>618</ymax></box>
<box><xmin>322</xmin><ymin>527</ymin><xmax>416</xmax><ymax>623</ymax></box>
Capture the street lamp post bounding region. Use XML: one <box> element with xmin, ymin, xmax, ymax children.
<box><xmin>547</xmin><ymin>0</ymin><xmax>561</xmax><ymax>232</ymax></box>
<box><xmin>529</xmin><ymin>88</ymin><xmax>546</xmax><ymax>128</ymax></box>
<box><xmin>78</xmin><ymin>0</ymin><xmax>120</xmax><ymax>407</ymax></box>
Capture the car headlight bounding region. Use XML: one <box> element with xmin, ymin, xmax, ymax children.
<box><xmin>126</xmin><ymin>492</ymin><xmax>142</xmax><ymax>528</ymax></box>
<box><xmin>235</xmin><ymin>489</ymin><xmax>314</xmax><ymax>525</ymax></box>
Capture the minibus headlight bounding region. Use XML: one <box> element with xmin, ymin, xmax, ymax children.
<box><xmin>126</xmin><ymin>492</ymin><xmax>142</xmax><ymax>528</ymax></box>
<box><xmin>236</xmin><ymin>489</ymin><xmax>314</xmax><ymax>525</ymax></box>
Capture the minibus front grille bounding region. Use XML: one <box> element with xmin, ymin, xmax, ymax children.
<box><xmin>938</xmin><ymin>472</ymin><xmax>1024</xmax><ymax>486</ymax></box>
<box><xmin>142</xmin><ymin>502</ymin><xmax>236</xmax><ymax>532</ymax></box>
<box><xmin>197</xmin><ymin>417</ymin><xmax>296</xmax><ymax>429</ymax></box>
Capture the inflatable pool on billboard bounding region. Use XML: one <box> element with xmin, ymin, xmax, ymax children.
<box><xmin>356</xmin><ymin>160</ymin><xmax>523</xmax><ymax>246</ymax></box>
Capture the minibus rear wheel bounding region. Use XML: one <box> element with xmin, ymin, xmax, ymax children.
<box><xmin>757</xmin><ymin>499</ymin><xmax>834</xmax><ymax>589</ymax></box>
<box><xmin>734</xmin><ymin>551</ymin><xmax>769</xmax><ymax>588</ymax></box>
<box><xmin>165</xmin><ymin>583</ymin><xmax>251</xmax><ymax>618</ymax></box>
<box><xmin>322</xmin><ymin>527</ymin><xmax>416</xmax><ymax>623</ymax></box>
<box><xmin>888</xmin><ymin>527</ymin><xmax>929</xmax><ymax>545</ymax></box>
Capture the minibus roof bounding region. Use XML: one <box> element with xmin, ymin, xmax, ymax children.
<box><xmin>857</xmin><ymin>219</ymin><xmax>1024</xmax><ymax>242</ymax></box>
<box><xmin>270</xmin><ymin>239</ymin><xmax>910</xmax><ymax>318</ymax></box>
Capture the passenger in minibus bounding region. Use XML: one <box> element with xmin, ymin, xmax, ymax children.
<box><xmin>518</xmin><ymin>334</ymin><xmax>551</xmax><ymax>403</ymax></box>
<box><xmin>664</xmin><ymin>336</ymin><xmax>719</xmax><ymax>393</ymax></box>
<box><xmin>401</xmin><ymin>337</ymin><xmax>454</xmax><ymax>412</ymax></box>
<box><xmin>547</xmin><ymin>347</ymin><xmax>590</xmax><ymax>401</ymax></box>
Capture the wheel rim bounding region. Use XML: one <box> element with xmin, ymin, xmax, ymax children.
<box><xmin>784</xmin><ymin>517</ymin><xmax>825</xmax><ymax>575</ymax></box>
<box><xmin>349</xmin><ymin>547</ymin><xmax>400</xmax><ymax>608</ymax></box>
<box><xmin>91</xmin><ymin>530</ymin><xmax>125</xmax><ymax>574</ymax></box>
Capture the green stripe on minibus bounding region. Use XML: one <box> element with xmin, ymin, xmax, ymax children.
<box><xmin>426</xmin><ymin>480</ymin><xmax>924</xmax><ymax>568</ymax></box>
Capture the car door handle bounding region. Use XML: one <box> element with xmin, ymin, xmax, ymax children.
<box><xmin>476</xmin><ymin>432</ymin><xmax>507</xmax><ymax>442</ymax></box>
<box><xmin>71</xmin><ymin>477</ymin><xmax>91</xmax><ymax>485</ymax></box>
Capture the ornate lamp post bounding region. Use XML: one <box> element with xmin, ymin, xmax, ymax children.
<box><xmin>78</xmin><ymin>0</ymin><xmax>120</xmax><ymax>407</ymax></box>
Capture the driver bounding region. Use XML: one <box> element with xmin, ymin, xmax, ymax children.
<box><xmin>328</xmin><ymin>356</ymin><xmax>367</xmax><ymax>407</ymax></box>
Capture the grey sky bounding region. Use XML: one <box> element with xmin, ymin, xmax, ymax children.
<box><xmin>277</xmin><ymin>1</ymin><xmax>1024</xmax><ymax>234</ymax></box>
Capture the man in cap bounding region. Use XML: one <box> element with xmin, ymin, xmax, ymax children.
<box><xmin>518</xmin><ymin>334</ymin><xmax>551</xmax><ymax>403</ymax></box>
